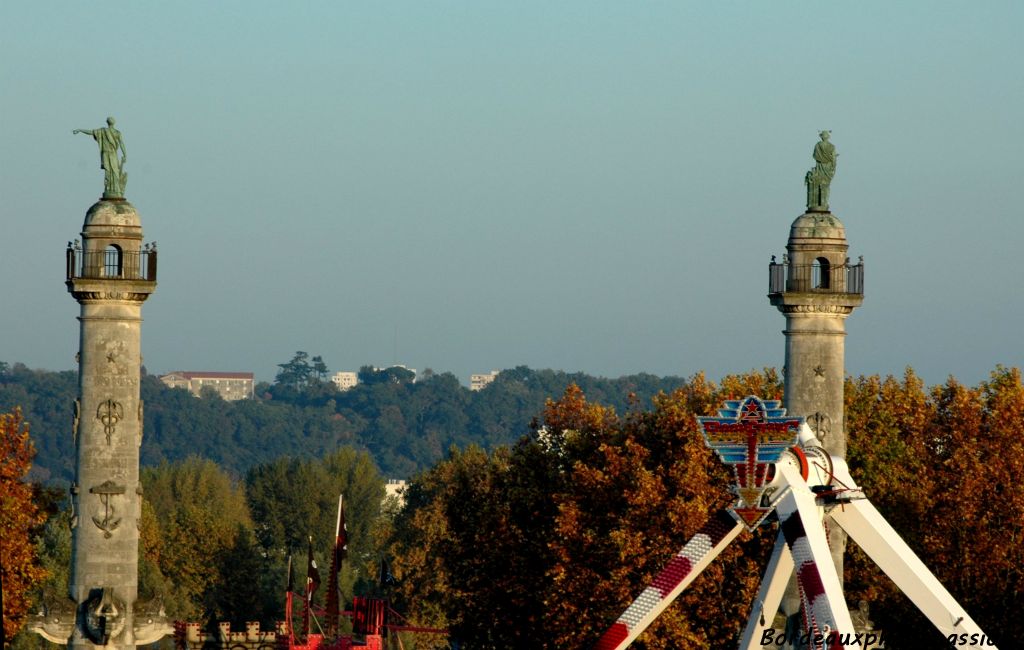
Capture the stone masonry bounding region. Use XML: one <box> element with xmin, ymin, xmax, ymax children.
<box><xmin>63</xmin><ymin>199</ymin><xmax>163</xmax><ymax>649</ymax></box>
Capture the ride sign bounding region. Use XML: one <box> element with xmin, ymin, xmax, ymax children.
<box><xmin>697</xmin><ymin>396</ymin><xmax>804</xmax><ymax>529</ymax></box>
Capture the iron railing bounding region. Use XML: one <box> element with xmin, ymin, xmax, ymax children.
<box><xmin>768</xmin><ymin>259</ymin><xmax>862</xmax><ymax>295</ymax></box>
<box><xmin>66</xmin><ymin>247</ymin><xmax>157</xmax><ymax>281</ymax></box>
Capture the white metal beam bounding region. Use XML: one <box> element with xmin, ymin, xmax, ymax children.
<box><xmin>738</xmin><ymin>529</ymin><xmax>794</xmax><ymax>650</ymax></box>
<box><xmin>828</xmin><ymin>487</ymin><xmax>996</xmax><ymax>647</ymax></box>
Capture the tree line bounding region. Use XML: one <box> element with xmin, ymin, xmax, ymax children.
<box><xmin>4</xmin><ymin>363</ymin><xmax>1023</xmax><ymax>649</ymax></box>
<box><xmin>4</xmin><ymin>446</ymin><xmax>388</xmax><ymax>649</ymax></box>
<box><xmin>0</xmin><ymin>358</ymin><xmax>692</xmax><ymax>484</ymax></box>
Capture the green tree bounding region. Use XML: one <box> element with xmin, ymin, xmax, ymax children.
<box><xmin>4</xmin><ymin>361</ymin><xmax>698</xmax><ymax>484</ymax></box>
<box><xmin>34</xmin><ymin>507</ymin><xmax>73</xmax><ymax>605</ymax></box>
<box><xmin>276</xmin><ymin>351</ymin><xmax>313</xmax><ymax>389</ymax></box>
<box><xmin>271</xmin><ymin>352</ymin><xmax>338</xmax><ymax>404</ymax></box>
<box><xmin>141</xmin><ymin>457</ymin><xmax>254</xmax><ymax>621</ymax></box>
<box><xmin>208</xmin><ymin>524</ymin><xmax>265</xmax><ymax>626</ymax></box>
<box><xmin>0</xmin><ymin>363</ymin><xmax>78</xmax><ymax>482</ymax></box>
<box><xmin>245</xmin><ymin>448</ymin><xmax>386</xmax><ymax>621</ymax></box>
<box><xmin>358</xmin><ymin>365</ymin><xmax>416</xmax><ymax>386</ymax></box>
<box><xmin>311</xmin><ymin>356</ymin><xmax>329</xmax><ymax>383</ymax></box>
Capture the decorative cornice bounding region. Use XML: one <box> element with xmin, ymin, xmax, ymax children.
<box><xmin>72</xmin><ymin>291</ymin><xmax>152</xmax><ymax>303</ymax></box>
<box><xmin>779</xmin><ymin>304</ymin><xmax>854</xmax><ymax>315</ymax></box>
<box><xmin>769</xmin><ymin>290</ymin><xmax>862</xmax><ymax>315</ymax></box>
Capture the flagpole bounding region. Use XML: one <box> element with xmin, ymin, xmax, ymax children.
<box><xmin>285</xmin><ymin>555</ymin><xmax>295</xmax><ymax>645</ymax></box>
<box><xmin>304</xmin><ymin>536</ymin><xmax>315</xmax><ymax>639</ymax></box>
<box><xmin>326</xmin><ymin>494</ymin><xmax>345</xmax><ymax>638</ymax></box>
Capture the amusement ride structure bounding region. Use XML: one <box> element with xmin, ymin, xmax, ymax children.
<box><xmin>593</xmin><ymin>396</ymin><xmax>999</xmax><ymax>650</ymax></box>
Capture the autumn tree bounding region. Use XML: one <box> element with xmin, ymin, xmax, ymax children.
<box><xmin>544</xmin><ymin>373</ymin><xmax>782</xmax><ymax>648</ymax></box>
<box><xmin>387</xmin><ymin>370</ymin><xmax>783</xmax><ymax>649</ymax></box>
<box><xmin>843</xmin><ymin>369</ymin><xmax>935</xmax><ymax>623</ymax></box>
<box><xmin>0</xmin><ymin>408</ymin><xmax>48</xmax><ymax>642</ymax></box>
<box><xmin>844</xmin><ymin>367</ymin><xmax>1024</xmax><ymax>648</ymax></box>
<box><xmin>385</xmin><ymin>445</ymin><xmax>502</xmax><ymax>646</ymax></box>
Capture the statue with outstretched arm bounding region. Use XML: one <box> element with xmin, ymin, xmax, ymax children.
<box><xmin>74</xmin><ymin>117</ymin><xmax>128</xmax><ymax>198</ymax></box>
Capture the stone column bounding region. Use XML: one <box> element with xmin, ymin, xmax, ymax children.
<box><xmin>769</xmin><ymin>210</ymin><xmax>863</xmax><ymax>645</ymax></box>
<box><xmin>66</xmin><ymin>199</ymin><xmax>156</xmax><ymax>650</ymax></box>
<box><xmin>770</xmin><ymin>211</ymin><xmax>862</xmax><ymax>459</ymax></box>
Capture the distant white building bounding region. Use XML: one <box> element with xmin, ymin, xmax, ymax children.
<box><xmin>470</xmin><ymin>370</ymin><xmax>500</xmax><ymax>391</ymax></box>
<box><xmin>159</xmin><ymin>371</ymin><xmax>255</xmax><ymax>401</ymax></box>
<box><xmin>331</xmin><ymin>371</ymin><xmax>359</xmax><ymax>391</ymax></box>
<box><xmin>385</xmin><ymin>479</ymin><xmax>407</xmax><ymax>506</ymax></box>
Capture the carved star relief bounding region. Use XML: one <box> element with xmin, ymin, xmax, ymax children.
<box><xmin>813</xmin><ymin>364</ymin><xmax>826</xmax><ymax>377</ymax></box>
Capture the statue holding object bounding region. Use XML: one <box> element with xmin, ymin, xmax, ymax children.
<box><xmin>74</xmin><ymin>117</ymin><xmax>128</xmax><ymax>199</ymax></box>
<box><xmin>805</xmin><ymin>130</ymin><xmax>837</xmax><ymax>211</ymax></box>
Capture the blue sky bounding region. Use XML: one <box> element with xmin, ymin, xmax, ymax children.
<box><xmin>2</xmin><ymin>2</ymin><xmax>1021</xmax><ymax>386</ymax></box>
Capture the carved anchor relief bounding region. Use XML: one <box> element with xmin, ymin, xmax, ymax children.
<box><xmin>90</xmin><ymin>480</ymin><xmax>125</xmax><ymax>538</ymax></box>
<box><xmin>96</xmin><ymin>400</ymin><xmax>124</xmax><ymax>444</ymax></box>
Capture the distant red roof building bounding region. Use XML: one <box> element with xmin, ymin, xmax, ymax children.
<box><xmin>159</xmin><ymin>371</ymin><xmax>255</xmax><ymax>400</ymax></box>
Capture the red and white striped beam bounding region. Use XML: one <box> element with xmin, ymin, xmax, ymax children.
<box><xmin>774</xmin><ymin>464</ymin><xmax>854</xmax><ymax>650</ymax></box>
<box><xmin>593</xmin><ymin>509</ymin><xmax>744</xmax><ymax>650</ymax></box>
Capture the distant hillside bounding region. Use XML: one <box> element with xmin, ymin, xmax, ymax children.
<box><xmin>0</xmin><ymin>362</ymin><xmax>698</xmax><ymax>483</ymax></box>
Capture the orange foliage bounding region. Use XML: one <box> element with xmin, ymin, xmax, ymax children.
<box><xmin>544</xmin><ymin>370</ymin><xmax>781</xmax><ymax>648</ymax></box>
<box><xmin>390</xmin><ymin>366</ymin><xmax>1023</xmax><ymax>649</ymax></box>
<box><xmin>845</xmin><ymin>367</ymin><xmax>1024</xmax><ymax>648</ymax></box>
<box><xmin>0</xmin><ymin>408</ymin><xmax>48</xmax><ymax>640</ymax></box>
<box><xmin>389</xmin><ymin>370</ymin><xmax>783</xmax><ymax>649</ymax></box>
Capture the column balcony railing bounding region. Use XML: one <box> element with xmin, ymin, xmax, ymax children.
<box><xmin>768</xmin><ymin>258</ymin><xmax>862</xmax><ymax>295</ymax></box>
<box><xmin>66</xmin><ymin>246</ymin><xmax>157</xmax><ymax>282</ymax></box>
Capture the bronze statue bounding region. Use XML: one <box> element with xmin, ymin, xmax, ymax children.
<box><xmin>74</xmin><ymin>117</ymin><xmax>128</xmax><ymax>199</ymax></box>
<box><xmin>805</xmin><ymin>130</ymin><xmax>837</xmax><ymax>211</ymax></box>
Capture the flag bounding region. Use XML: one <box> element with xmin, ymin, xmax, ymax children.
<box><xmin>335</xmin><ymin>495</ymin><xmax>348</xmax><ymax>565</ymax></box>
<box><xmin>306</xmin><ymin>536</ymin><xmax>321</xmax><ymax>597</ymax></box>
<box><xmin>285</xmin><ymin>555</ymin><xmax>296</xmax><ymax>640</ymax></box>
<box><xmin>286</xmin><ymin>554</ymin><xmax>294</xmax><ymax>593</ymax></box>
<box><xmin>379</xmin><ymin>556</ymin><xmax>397</xmax><ymax>586</ymax></box>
